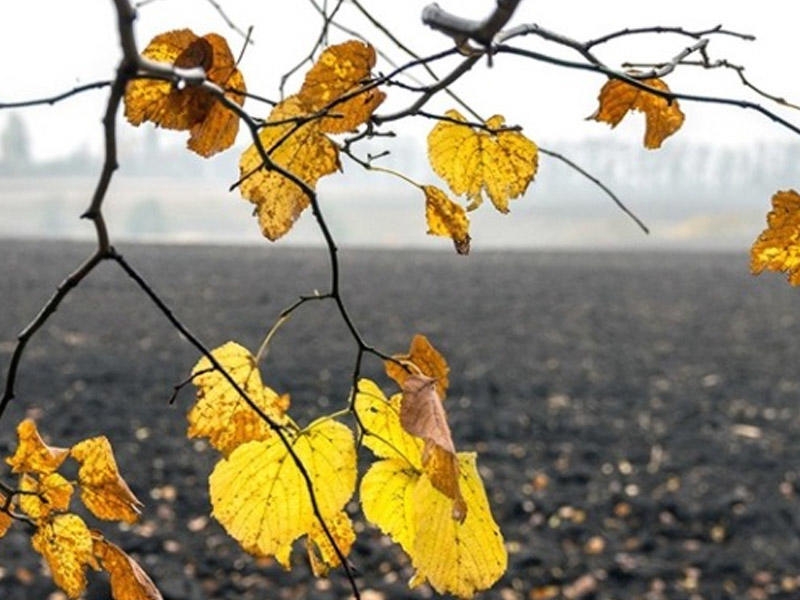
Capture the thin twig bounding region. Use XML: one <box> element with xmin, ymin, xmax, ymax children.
<box><xmin>204</xmin><ymin>0</ymin><xmax>255</xmax><ymax>45</ymax></box>
<box><xmin>0</xmin><ymin>81</ymin><xmax>112</xmax><ymax>109</ymax></box>
<box><xmin>539</xmin><ymin>147</ymin><xmax>649</xmax><ymax>234</ymax></box>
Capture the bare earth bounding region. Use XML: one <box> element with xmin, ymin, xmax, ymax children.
<box><xmin>2</xmin><ymin>240</ymin><xmax>800</xmax><ymax>600</ymax></box>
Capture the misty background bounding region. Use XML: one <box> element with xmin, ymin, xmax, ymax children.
<box><xmin>1</xmin><ymin>112</ymin><xmax>795</xmax><ymax>251</ymax></box>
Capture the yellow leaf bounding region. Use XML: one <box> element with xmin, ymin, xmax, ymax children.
<box><xmin>209</xmin><ymin>418</ymin><xmax>356</xmax><ymax>568</ymax></box>
<box><xmin>590</xmin><ymin>75</ymin><xmax>684</xmax><ymax>149</ymax></box>
<box><xmin>410</xmin><ymin>453</ymin><xmax>506</xmax><ymax>598</ymax></box>
<box><xmin>355</xmin><ymin>379</ymin><xmax>423</xmax><ymax>465</ymax></box>
<box><xmin>239</xmin><ymin>95</ymin><xmax>340</xmax><ymax>240</ymax></box>
<box><xmin>400</xmin><ymin>375</ymin><xmax>466</xmax><ymax>521</ymax></box>
<box><xmin>6</xmin><ymin>418</ymin><xmax>69</xmax><ymax>475</ymax></box>
<box><xmin>189</xmin><ymin>341</ymin><xmax>288</xmax><ymax>455</ymax></box>
<box><xmin>357</xmin><ymin>379</ymin><xmax>506</xmax><ymax>597</ymax></box>
<box><xmin>423</xmin><ymin>185</ymin><xmax>471</xmax><ymax>254</ymax></box>
<box><xmin>751</xmin><ymin>190</ymin><xmax>800</xmax><ymax>285</ymax></box>
<box><xmin>298</xmin><ymin>40</ymin><xmax>386</xmax><ymax>133</ymax></box>
<box><xmin>124</xmin><ymin>29</ymin><xmax>246</xmax><ymax>157</ymax></box>
<box><xmin>0</xmin><ymin>493</ymin><xmax>13</xmax><ymax>539</ymax></box>
<box><xmin>93</xmin><ymin>536</ymin><xmax>163</xmax><ymax>600</ymax></box>
<box><xmin>31</xmin><ymin>514</ymin><xmax>96</xmax><ymax>599</ymax></box>
<box><xmin>71</xmin><ymin>437</ymin><xmax>143</xmax><ymax>524</ymax></box>
<box><xmin>385</xmin><ymin>334</ymin><xmax>451</xmax><ymax>399</ymax></box>
<box><xmin>427</xmin><ymin>110</ymin><xmax>538</xmax><ymax>213</ymax></box>
<box><xmin>19</xmin><ymin>472</ymin><xmax>74</xmax><ymax>521</ymax></box>
<box><xmin>306</xmin><ymin>511</ymin><xmax>356</xmax><ymax>576</ymax></box>
<box><xmin>359</xmin><ymin>457</ymin><xmax>419</xmax><ymax>554</ymax></box>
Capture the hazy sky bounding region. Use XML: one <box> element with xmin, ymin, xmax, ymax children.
<box><xmin>1</xmin><ymin>1</ymin><xmax>799</xmax><ymax>161</ymax></box>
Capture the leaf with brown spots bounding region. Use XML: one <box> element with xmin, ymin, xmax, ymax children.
<box><xmin>93</xmin><ymin>535</ymin><xmax>163</xmax><ymax>600</ymax></box>
<box><xmin>751</xmin><ymin>189</ymin><xmax>800</xmax><ymax>285</ymax></box>
<box><xmin>590</xmin><ymin>75</ymin><xmax>684</xmax><ymax>149</ymax></box>
<box><xmin>6</xmin><ymin>419</ymin><xmax>69</xmax><ymax>475</ymax></box>
<box><xmin>423</xmin><ymin>185</ymin><xmax>471</xmax><ymax>254</ymax></box>
<box><xmin>385</xmin><ymin>334</ymin><xmax>450</xmax><ymax>399</ymax></box>
<box><xmin>124</xmin><ymin>29</ymin><xmax>246</xmax><ymax>157</ymax></box>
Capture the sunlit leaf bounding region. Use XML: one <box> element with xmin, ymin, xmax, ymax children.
<box><xmin>355</xmin><ymin>379</ymin><xmax>423</xmax><ymax>464</ymax></box>
<box><xmin>590</xmin><ymin>75</ymin><xmax>684</xmax><ymax>149</ymax></box>
<box><xmin>357</xmin><ymin>379</ymin><xmax>506</xmax><ymax>596</ymax></box>
<box><xmin>751</xmin><ymin>189</ymin><xmax>800</xmax><ymax>284</ymax></box>
<box><xmin>124</xmin><ymin>29</ymin><xmax>246</xmax><ymax>157</ymax></box>
<box><xmin>428</xmin><ymin>110</ymin><xmax>538</xmax><ymax>212</ymax></box>
<box><xmin>360</xmin><ymin>457</ymin><xmax>419</xmax><ymax>554</ymax></box>
<box><xmin>71</xmin><ymin>436</ymin><xmax>143</xmax><ymax>524</ymax></box>
<box><xmin>239</xmin><ymin>95</ymin><xmax>340</xmax><ymax>240</ymax></box>
<box><xmin>6</xmin><ymin>418</ymin><xmax>69</xmax><ymax>475</ymax></box>
<box><xmin>189</xmin><ymin>341</ymin><xmax>289</xmax><ymax>455</ymax></box>
<box><xmin>409</xmin><ymin>453</ymin><xmax>506</xmax><ymax>598</ymax></box>
<box><xmin>423</xmin><ymin>185</ymin><xmax>471</xmax><ymax>254</ymax></box>
<box><xmin>298</xmin><ymin>40</ymin><xmax>386</xmax><ymax>133</ymax></box>
<box><xmin>93</xmin><ymin>535</ymin><xmax>163</xmax><ymax>600</ymax></box>
<box><xmin>401</xmin><ymin>375</ymin><xmax>466</xmax><ymax>521</ymax></box>
<box><xmin>385</xmin><ymin>334</ymin><xmax>450</xmax><ymax>399</ymax></box>
<box><xmin>306</xmin><ymin>510</ymin><xmax>356</xmax><ymax>576</ymax></box>
<box><xmin>209</xmin><ymin>418</ymin><xmax>356</xmax><ymax>568</ymax></box>
<box><xmin>31</xmin><ymin>514</ymin><xmax>96</xmax><ymax>599</ymax></box>
<box><xmin>19</xmin><ymin>472</ymin><xmax>74</xmax><ymax>521</ymax></box>
<box><xmin>0</xmin><ymin>493</ymin><xmax>13</xmax><ymax>539</ymax></box>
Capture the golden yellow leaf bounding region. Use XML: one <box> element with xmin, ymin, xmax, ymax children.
<box><xmin>357</xmin><ymin>379</ymin><xmax>506</xmax><ymax>597</ymax></box>
<box><xmin>401</xmin><ymin>375</ymin><xmax>466</xmax><ymax>521</ymax></box>
<box><xmin>6</xmin><ymin>418</ymin><xmax>69</xmax><ymax>475</ymax></box>
<box><xmin>124</xmin><ymin>29</ymin><xmax>246</xmax><ymax>157</ymax></box>
<box><xmin>71</xmin><ymin>436</ymin><xmax>143</xmax><ymax>524</ymax></box>
<box><xmin>590</xmin><ymin>75</ymin><xmax>684</xmax><ymax>149</ymax></box>
<box><xmin>209</xmin><ymin>418</ymin><xmax>356</xmax><ymax>568</ymax></box>
<box><xmin>385</xmin><ymin>334</ymin><xmax>451</xmax><ymax>399</ymax></box>
<box><xmin>0</xmin><ymin>493</ymin><xmax>13</xmax><ymax>539</ymax></box>
<box><xmin>427</xmin><ymin>110</ymin><xmax>538</xmax><ymax>212</ymax></box>
<box><xmin>93</xmin><ymin>536</ymin><xmax>163</xmax><ymax>600</ymax></box>
<box><xmin>355</xmin><ymin>379</ymin><xmax>423</xmax><ymax>465</ymax></box>
<box><xmin>409</xmin><ymin>453</ymin><xmax>506</xmax><ymax>598</ymax></box>
<box><xmin>298</xmin><ymin>40</ymin><xmax>386</xmax><ymax>133</ymax></box>
<box><xmin>751</xmin><ymin>190</ymin><xmax>800</xmax><ymax>285</ymax></box>
<box><xmin>239</xmin><ymin>95</ymin><xmax>340</xmax><ymax>240</ymax></box>
<box><xmin>31</xmin><ymin>514</ymin><xmax>96</xmax><ymax>599</ymax></box>
<box><xmin>19</xmin><ymin>472</ymin><xmax>74</xmax><ymax>521</ymax></box>
<box><xmin>423</xmin><ymin>185</ymin><xmax>471</xmax><ymax>254</ymax></box>
<box><xmin>189</xmin><ymin>341</ymin><xmax>288</xmax><ymax>455</ymax></box>
<box><xmin>306</xmin><ymin>510</ymin><xmax>356</xmax><ymax>576</ymax></box>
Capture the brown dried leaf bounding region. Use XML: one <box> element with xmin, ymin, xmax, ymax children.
<box><xmin>400</xmin><ymin>375</ymin><xmax>465</xmax><ymax>521</ymax></box>
<box><xmin>386</xmin><ymin>334</ymin><xmax>450</xmax><ymax>399</ymax></box>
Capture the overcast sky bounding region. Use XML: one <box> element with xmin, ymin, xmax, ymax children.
<box><xmin>1</xmin><ymin>1</ymin><xmax>799</xmax><ymax>161</ymax></box>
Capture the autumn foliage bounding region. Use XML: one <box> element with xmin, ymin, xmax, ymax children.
<box><xmin>4</xmin><ymin>3</ymin><xmax>800</xmax><ymax>600</ymax></box>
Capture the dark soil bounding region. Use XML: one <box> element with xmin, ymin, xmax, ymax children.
<box><xmin>2</xmin><ymin>240</ymin><xmax>800</xmax><ymax>600</ymax></box>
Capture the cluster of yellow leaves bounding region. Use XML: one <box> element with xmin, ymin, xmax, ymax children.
<box><xmin>425</xmin><ymin>109</ymin><xmax>538</xmax><ymax>253</ymax></box>
<box><xmin>590</xmin><ymin>75</ymin><xmax>685</xmax><ymax>149</ymax></box>
<box><xmin>124</xmin><ymin>29</ymin><xmax>246</xmax><ymax>157</ymax></box>
<box><xmin>240</xmin><ymin>40</ymin><xmax>386</xmax><ymax>241</ymax></box>
<box><xmin>751</xmin><ymin>189</ymin><xmax>800</xmax><ymax>285</ymax></box>
<box><xmin>188</xmin><ymin>341</ymin><xmax>357</xmax><ymax>575</ymax></box>
<box><xmin>187</xmin><ymin>336</ymin><xmax>506</xmax><ymax>597</ymax></box>
<box><xmin>2</xmin><ymin>419</ymin><xmax>160</xmax><ymax>600</ymax></box>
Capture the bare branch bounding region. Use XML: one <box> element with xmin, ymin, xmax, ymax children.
<box><xmin>539</xmin><ymin>147</ymin><xmax>649</xmax><ymax>234</ymax></box>
<box><xmin>0</xmin><ymin>81</ymin><xmax>111</xmax><ymax>109</ymax></box>
<box><xmin>585</xmin><ymin>23</ymin><xmax>755</xmax><ymax>49</ymax></box>
<box><xmin>204</xmin><ymin>0</ymin><xmax>255</xmax><ymax>45</ymax></box>
<box><xmin>422</xmin><ymin>0</ymin><xmax>523</xmax><ymax>47</ymax></box>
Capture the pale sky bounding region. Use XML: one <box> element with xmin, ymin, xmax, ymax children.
<box><xmin>1</xmin><ymin>1</ymin><xmax>799</xmax><ymax>160</ymax></box>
